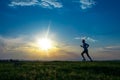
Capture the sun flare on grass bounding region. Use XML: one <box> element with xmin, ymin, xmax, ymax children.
<box><xmin>37</xmin><ymin>38</ymin><xmax>52</xmax><ymax>51</ymax></box>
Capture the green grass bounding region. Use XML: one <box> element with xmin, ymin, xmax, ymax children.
<box><xmin>0</xmin><ymin>61</ymin><xmax>120</xmax><ymax>80</ymax></box>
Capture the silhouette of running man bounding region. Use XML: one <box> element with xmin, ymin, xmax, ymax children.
<box><xmin>80</xmin><ymin>39</ymin><xmax>93</xmax><ymax>61</ymax></box>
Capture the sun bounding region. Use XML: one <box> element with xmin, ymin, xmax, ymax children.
<box><xmin>37</xmin><ymin>38</ymin><xmax>52</xmax><ymax>51</ymax></box>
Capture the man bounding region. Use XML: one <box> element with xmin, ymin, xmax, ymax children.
<box><xmin>80</xmin><ymin>39</ymin><xmax>93</xmax><ymax>61</ymax></box>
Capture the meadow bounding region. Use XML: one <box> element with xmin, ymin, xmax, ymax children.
<box><xmin>0</xmin><ymin>61</ymin><xmax>120</xmax><ymax>80</ymax></box>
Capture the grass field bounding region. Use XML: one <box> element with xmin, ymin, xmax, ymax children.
<box><xmin>0</xmin><ymin>61</ymin><xmax>120</xmax><ymax>80</ymax></box>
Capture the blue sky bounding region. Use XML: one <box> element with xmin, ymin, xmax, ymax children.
<box><xmin>0</xmin><ymin>0</ymin><xmax>120</xmax><ymax>60</ymax></box>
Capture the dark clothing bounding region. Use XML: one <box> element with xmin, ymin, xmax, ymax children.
<box><xmin>82</xmin><ymin>42</ymin><xmax>89</xmax><ymax>51</ymax></box>
<box><xmin>81</xmin><ymin>42</ymin><xmax>93</xmax><ymax>61</ymax></box>
<box><xmin>82</xmin><ymin>49</ymin><xmax>88</xmax><ymax>54</ymax></box>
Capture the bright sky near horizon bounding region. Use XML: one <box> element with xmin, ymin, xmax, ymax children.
<box><xmin>0</xmin><ymin>0</ymin><xmax>120</xmax><ymax>60</ymax></box>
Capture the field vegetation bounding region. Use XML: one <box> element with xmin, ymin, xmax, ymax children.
<box><xmin>0</xmin><ymin>61</ymin><xmax>120</xmax><ymax>80</ymax></box>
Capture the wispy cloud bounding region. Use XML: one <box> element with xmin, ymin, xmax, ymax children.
<box><xmin>40</xmin><ymin>0</ymin><xmax>63</xmax><ymax>9</ymax></box>
<box><xmin>9</xmin><ymin>0</ymin><xmax>63</xmax><ymax>9</ymax></box>
<box><xmin>93</xmin><ymin>46</ymin><xmax>120</xmax><ymax>60</ymax></box>
<box><xmin>9</xmin><ymin>0</ymin><xmax>39</xmax><ymax>7</ymax></box>
<box><xmin>0</xmin><ymin>36</ymin><xmax>30</xmax><ymax>52</ymax></box>
<box><xmin>75</xmin><ymin>36</ymin><xmax>97</xmax><ymax>42</ymax></box>
<box><xmin>103</xmin><ymin>46</ymin><xmax>120</xmax><ymax>51</ymax></box>
<box><xmin>80</xmin><ymin>0</ymin><xmax>96</xmax><ymax>9</ymax></box>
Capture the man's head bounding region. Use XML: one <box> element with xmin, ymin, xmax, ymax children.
<box><xmin>82</xmin><ymin>39</ymin><xmax>85</xmax><ymax>43</ymax></box>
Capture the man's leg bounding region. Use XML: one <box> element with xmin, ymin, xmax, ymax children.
<box><xmin>86</xmin><ymin>51</ymin><xmax>93</xmax><ymax>61</ymax></box>
<box><xmin>81</xmin><ymin>51</ymin><xmax>86</xmax><ymax>61</ymax></box>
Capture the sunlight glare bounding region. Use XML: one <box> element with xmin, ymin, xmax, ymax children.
<box><xmin>38</xmin><ymin>38</ymin><xmax>52</xmax><ymax>51</ymax></box>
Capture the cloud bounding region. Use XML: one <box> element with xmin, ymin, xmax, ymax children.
<box><xmin>80</xmin><ymin>0</ymin><xmax>96</xmax><ymax>9</ymax></box>
<box><xmin>9</xmin><ymin>0</ymin><xmax>63</xmax><ymax>9</ymax></box>
<box><xmin>87</xmin><ymin>37</ymin><xmax>97</xmax><ymax>42</ymax></box>
<box><xmin>74</xmin><ymin>36</ymin><xmax>97</xmax><ymax>42</ymax></box>
<box><xmin>92</xmin><ymin>46</ymin><xmax>120</xmax><ymax>60</ymax></box>
<box><xmin>0</xmin><ymin>36</ymin><xmax>30</xmax><ymax>52</ymax></box>
<box><xmin>40</xmin><ymin>0</ymin><xmax>63</xmax><ymax>9</ymax></box>
<box><xmin>9</xmin><ymin>0</ymin><xmax>97</xmax><ymax>9</ymax></box>
<box><xmin>103</xmin><ymin>46</ymin><xmax>120</xmax><ymax>51</ymax></box>
<box><xmin>0</xmin><ymin>36</ymin><xmax>41</xmax><ymax>59</ymax></box>
<box><xmin>9</xmin><ymin>0</ymin><xmax>39</xmax><ymax>7</ymax></box>
<box><xmin>0</xmin><ymin>35</ymin><xmax>80</xmax><ymax>60</ymax></box>
<box><xmin>0</xmin><ymin>35</ymin><xmax>120</xmax><ymax>60</ymax></box>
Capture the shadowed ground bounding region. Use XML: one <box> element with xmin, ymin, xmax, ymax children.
<box><xmin>0</xmin><ymin>61</ymin><xmax>120</xmax><ymax>80</ymax></box>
